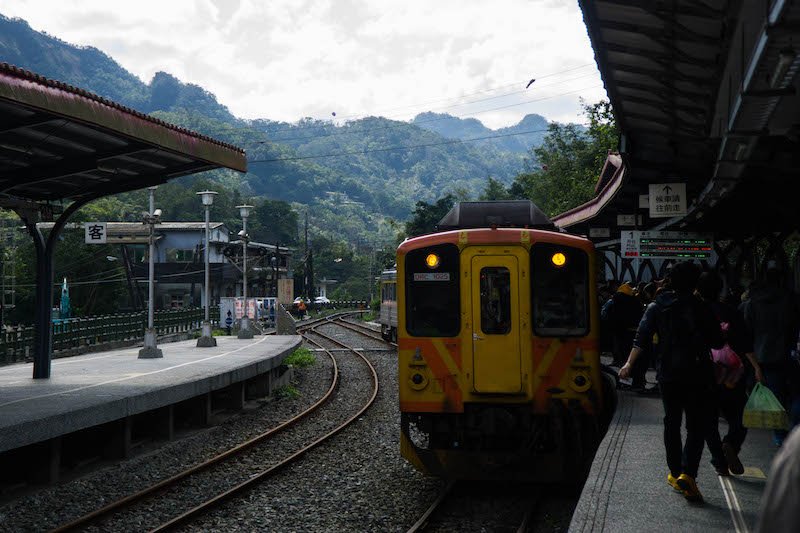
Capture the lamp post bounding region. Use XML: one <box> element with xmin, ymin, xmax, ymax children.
<box><xmin>196</xmin><ymin>190</ymin><xmax>218</xmax><ymax>347</ymax></box>
<box><xmin>139</xmin><ymin>186</ymin><xmax>163</xmax><ymax>359</ymax></box>
<box><xmin>236</xmin><ymin>204</ymin><xmax>254</xmax><ymax>339</ymax></box>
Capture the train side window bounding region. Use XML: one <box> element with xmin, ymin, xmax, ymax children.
<box><xmin>531</xmin><ymin>243</ymin><xmax>589</xmax><ymax>337</ymax></box>
<box><xmin>405</xmin><ymin>244</ymin><xmax>460</xmax><ymax>337</ymax></box>
<box><xmin>480</xmin><ymin>267</ymin><xmax>511</xmax><ymax>335</ymax></box>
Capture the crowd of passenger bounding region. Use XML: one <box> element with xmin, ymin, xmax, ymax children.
<box><xmin>599</xmin><ymin>260</ymin><xmax>800</xmax><ymax>527</ymax></box>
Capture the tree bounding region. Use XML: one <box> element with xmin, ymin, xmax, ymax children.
<box><xmin>479</xmin><ymin>177</ymin><xmax>512</xmax><ymax>201</ymax></box>
<box><xmin>509</xmin><ymin>99</ymin><xmax>618</xmax><ymax>216</ymax></box>
<box><xmin>404</xmin><ymin>194</ymin><xmax>456</xmax><ymax>238</ymax></box>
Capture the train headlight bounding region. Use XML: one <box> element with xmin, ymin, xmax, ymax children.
<box><xmin>425</xmin><ymin>253</ymin><xmax>440</xmax><ymax>269</ymax></box>
<box><xmin>569</xmin><ymin>370</ymin><xmax>591</xmax><ymax>392</ymax></box>
<box><xmin>551</xmin><ymin>252</ymin><xmax>567</xmax><ymax>267</ymax></box>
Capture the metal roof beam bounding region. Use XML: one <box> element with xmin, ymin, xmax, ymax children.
<box><xmin>0</xmin><ymin>117</ymin><xmax>64</xmax><ymax>135</ymax></box>
<box><xmin>614</xmin><ymin>79</ymin><xmax>711</xmax><ymax>101</ymax></box>
<box><xmin>597</xmin><ymin>19</ymin><xmax>720</xmax><ymax>46</ymax></box>
<box><xmin>598</xmin><ymin>0</ymin><xmax>727</xmax><ymax>20</ymax></box>
<box><xmin>616</xmin><ymin>93</ymin><xmax>708</xmax><ymax>115</ymax></box>
<box><xmin>604</xmin><ymin>42</ymin><xmax>717</xmax><ymax>69</ymax></box>
<box><xmin>610</xmin><ymin>63</ymin><xmax>712</xmax><ymax>88</ymax></box>
<box><xmin>0</xmin><ymin>146</ymin><xmax>153</xmax><ymax>193</ymax></box>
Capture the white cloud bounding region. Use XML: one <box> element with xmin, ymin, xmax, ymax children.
<box><xmin>2</xmin><ymin>0</ymin><xmax>607</xmax><ymax>128</ymax></box>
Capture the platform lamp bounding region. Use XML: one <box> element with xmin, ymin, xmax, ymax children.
<box><xmin>139</xmin><ymin>186</ymin><xmax>163</xmax><ymax>359</ymax></box>
<box><xmin>196</xmin><ymin>190</ymin><xmax>218</xmax><ymax>347</ymax></box>
<box><xmin>236</xmin><ymin>204</ymin><xmax>254</xmax><ymax>339</ymax></box>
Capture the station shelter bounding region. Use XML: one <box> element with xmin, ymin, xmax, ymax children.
<box><xmin>0</xmin><ymin>63</ymin><xmax>247</xmax><ymax>378</ymax></box>
<box><xmin>554</xmin><ymin>1</ymin><xmax>800</xmax><ymax>293</ymax></box>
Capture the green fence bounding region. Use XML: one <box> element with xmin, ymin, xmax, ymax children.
<box><xmin>0</xmin><ymin>306</ymin><xmax>219</xmax><ymax>366</ymax></box>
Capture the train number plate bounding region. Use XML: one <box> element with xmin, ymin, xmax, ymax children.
<box><xmin>413</xmin><ymin>272</ymin><xmax>450</xmax><ymax>281</ymax></box>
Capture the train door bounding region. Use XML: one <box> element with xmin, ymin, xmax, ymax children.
<box><xmin>470</xmin><ymin>255</ymin><xmax>522</xmax><ymax>393</ymax></box>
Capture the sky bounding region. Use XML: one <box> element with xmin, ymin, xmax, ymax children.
<box><xmin>2</xmin><ymin>0</ymin><xmax>608</xmax><ymax>129</ymax></box>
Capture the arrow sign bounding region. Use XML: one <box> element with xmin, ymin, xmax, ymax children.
<box><xmin>649</xmin><ymin>183</ymin><xmax>686</xmax><ymax>218</ymax></box>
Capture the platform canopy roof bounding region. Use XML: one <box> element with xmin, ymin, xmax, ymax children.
<box><xmin>0</xmin><ymin>63</ymin><xmax>247</xmax><ymax>214</ymax></box>
<box><xmin>555</xmin><ymin>1</ymin><xmax>800</xmax><ymax>240</ymax></box>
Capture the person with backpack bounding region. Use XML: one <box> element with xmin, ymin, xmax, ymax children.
<box><xmin>619</xmin><ymin>261</ymin><xmax>724</xmax><ymax>503</ymax></box>
<box><xmin>696</xmin><ymin>271</ymin><xmax>762</xmax><ymax>476</ymax></box>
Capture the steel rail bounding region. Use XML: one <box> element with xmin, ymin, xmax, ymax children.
<box><xmin>150</xmin><ymin>322</ymin><xmax>380</xmax><ymax>531</ymax></box>
<box><xmin>51</xmin><ymin>339</ymin><xmax>339</xmax><ymax>533</ymax></box>
<box><xmin>406</xmin><ymin>481</ymin><xmax>456</xmax><ymax>533</ymax></box>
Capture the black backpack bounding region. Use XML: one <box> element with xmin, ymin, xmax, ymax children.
<box><xmin>655</xmin><ymin>296</ymin><xmax>713</xmax><ymax>382</ymax></box>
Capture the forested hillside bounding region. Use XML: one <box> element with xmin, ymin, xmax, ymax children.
<box><xmin>0</xmin><ymin>13</ymin><xmax>616</xmax><ymax>309</ymax></box>
<box><xmin>0</xmin><ymin>14</ymin><xmax>540</xmax><ymax>222</ymax></box>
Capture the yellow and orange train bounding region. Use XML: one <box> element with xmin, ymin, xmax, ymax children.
<box><xmin>396</xmin><ymin>201</ymin><xmax>615</xmax><ymax>482</ymax></box>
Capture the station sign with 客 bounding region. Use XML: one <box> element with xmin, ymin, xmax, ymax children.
<box><xmin>649</xmin><ymin>183</ymin><xmax>687</xmax><ymax>218</ymax></box>
<box><xmin>621</xmin><ymin>231</ymin><xmax>714</xmax><ymax>260</ymax></box>
<box><xmin>84</xmin><ymin>222</ymin><xmax>107</xmax><ymax>244</ymax></box>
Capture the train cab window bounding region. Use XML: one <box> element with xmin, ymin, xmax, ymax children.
<box><xmin>405</xmin><ymin>244</ymin><xmax>460</xmax><ymax>337</ymax></box>
<box><xmin>480</xmin><ymin>267</ymin><xmax>511</xmax><ymax>334</ymax></box>
<box><xmin>531</xmin><ymin>243</ymin><xmax>589</xmax><ymax>336</ymax></box>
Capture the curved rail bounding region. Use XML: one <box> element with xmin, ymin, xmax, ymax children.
<box><xmin>406</xmin><ymin>481</ymin><xmax>456</xmax><ymax>533</ymax></box>
<box><xmin>52</xmin><ymin>341</ymin><xmax>339</xmax><ymax>533</ymax></box>
<box><xmin>151</xmin><ymin>323</ymin><xmax>380</xmax><ymax>531</ymax></box>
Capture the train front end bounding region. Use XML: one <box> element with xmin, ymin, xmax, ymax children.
<box><xmin>397</xmin><ymin>201</ymin><xmax>613</xmax><ymax>482</ymax></box>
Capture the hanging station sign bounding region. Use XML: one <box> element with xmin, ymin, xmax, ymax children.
<box><xmin>621</xmin><ymin>231</ymin><xmax>714</xmax><ymax>260</ymax></box>
<box><xmin>648</xmin><ymin>183</ymin><xmax>687</xmax><ymax>218</ymax></box>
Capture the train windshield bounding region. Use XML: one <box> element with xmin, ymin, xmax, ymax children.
<box><xmin>405</xmin><ymin>244</ymin><xmax>460</xmax><ymax>337</ymax></box>
<box><xmin>530</xmin><ymin>243</ymin><xmax>589</xmax><ymax>336</ymax></box>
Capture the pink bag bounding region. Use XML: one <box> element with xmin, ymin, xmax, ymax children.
<box><xmin>711</xmin><ymin>341</ymin><xmax>743</xmax><ymax>388</ymax></box>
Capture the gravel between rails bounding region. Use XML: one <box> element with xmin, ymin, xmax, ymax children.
<box><xmin>0</xmin><ymin>321</ymin><xmax>579</xmax><ymax>532</ymax></box>
<box><xmin>0</xmin><ymin>344</ymin><xmax>334</xmax><ymax>532</ymax></box>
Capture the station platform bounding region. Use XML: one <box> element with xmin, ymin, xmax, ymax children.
<box><xmin>571</xmin><ymin>387</ymin><xmax>778</xmax><ymax>532</ymax></box>
<box><xmin>0</xmin><ymin>334</ymin><xmax>301</xmax><ymax>456</ymax></box>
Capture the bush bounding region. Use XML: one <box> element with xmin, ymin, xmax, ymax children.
<box><xmin>284</xmin><ymin>347</ymin><xmax>316</xmax><ymax>368</ymax></box>
<box><xmin>274</xmin><ymin>384</ymin><xmax>299</xmax><ymax>399</ymax></box>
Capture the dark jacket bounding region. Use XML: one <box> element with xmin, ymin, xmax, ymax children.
<box><xmin>742</xmin><ymin>285</ymin><xmax>798</xmax><ymax>366</ymax></box>
<box><xmin>634</xmin><ymin>291</ymin><xmax>724</xmax><ymax>384</ymax></box>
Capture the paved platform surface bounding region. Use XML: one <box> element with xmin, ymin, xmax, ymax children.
<box><xmin>0</xmin><ymin>334</ymin><xmax>302</xmax><ymax>453</ymax></box>
<box><xmin>571</xmin><ymin>387</ymin><xmax>778</xmax><ymax>532</ymax></box>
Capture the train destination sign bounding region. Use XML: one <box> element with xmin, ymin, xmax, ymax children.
<box><xmin>621</xmin><ymin>231</ymin><xmax>714</xmax><ymax>260</ymax></box>
<box><xmin>413</xmin><ymin>272</ymin><xmax>451</xmax><ymax>282</ymax></box>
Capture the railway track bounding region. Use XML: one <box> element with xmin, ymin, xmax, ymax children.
<box><xmin>408</xmin><ymin>481</ymin><xmax>542</xmax><ymax>533</ymax></box>
<box><xmin>51</xmin><ymin>322</ymin><xmax>379</xmax><ymax>532</ymax></box>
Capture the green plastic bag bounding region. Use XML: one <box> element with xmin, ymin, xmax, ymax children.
<box><xmin>743</xmin><ymin>382</ymin><xmax>790</xmax><ymax>430</ymax></box>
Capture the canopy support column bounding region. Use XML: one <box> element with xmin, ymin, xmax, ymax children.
<box><xmin>19</xmin><ymin>198</ymin><xmax>97</xmax><ymax>379</ymax></box>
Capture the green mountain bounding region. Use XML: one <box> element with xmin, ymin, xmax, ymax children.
<box><xmin>412</xmin><ymin>111</ymin><xmax>549</xmax><ymax>154</ymax></box>
<box><xmin>0</xmin><ymin>13</ymin><xmax>545</xmax><ymax>236</ymax></box>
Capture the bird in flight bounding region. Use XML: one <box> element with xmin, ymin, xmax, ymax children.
<box><xmin>525</xmin><ymin>79</ymin><xmax>536</xmax><ymax>89</ymax></box>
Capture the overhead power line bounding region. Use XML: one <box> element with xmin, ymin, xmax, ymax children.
<box><xmin>247</xmin><ymin>84</ymin><xmax>602</xmax><ymax>163</ymax></box>
<box><xmin>248</xmin><ymin>127</ymin><xmax>552</xmax><ymax>164</ymax></box>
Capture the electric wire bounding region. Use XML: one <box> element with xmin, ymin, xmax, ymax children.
<box><xmin>248</xmin><ymin>84</ymin><xmax>601</xmax><ymax>163</ymax></box>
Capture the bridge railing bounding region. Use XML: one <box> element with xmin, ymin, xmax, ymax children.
<box><xmin>0</xmin><ymin>306</ymin><xmax>219</xmax><ymax>366</ymax></box>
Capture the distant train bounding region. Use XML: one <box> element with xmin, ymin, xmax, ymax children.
<box><xmin>396</xmin><ymin>201</ymin><xmax>615</xmax><ymax>482</ymax></box>
<box><xmin>378</xmin><ymin>269</ymin><xmax>397</xmax><ymax>342</ymax></box>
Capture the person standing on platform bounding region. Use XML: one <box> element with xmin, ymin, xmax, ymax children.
<box><xmin>630</xmin><ymin>282</ymin><xmax>658</xmax><ymax>393</ymax></box>
<box><xmin>601</xmin><ymin>282</ymin><xmax>643</xmax><ymax>368</ymax></box>
<box><xmin>757</xmin><ymin>425</ymin><xmax>800</xmax><ymax>532</ymax></box>
<box><xmin>741</xmin><ymin>260</ymin><xmax>800</xmax><ymax>446</ymax></box>
<box><xmin>619</xmin><ymin>261</ymin><xmax>723</xmax><ymax>503</ymax></box>
<box><xmin>696</xmin><ymin>271</ymin><xmax>762</xmax><ymax>476</ymax></box>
